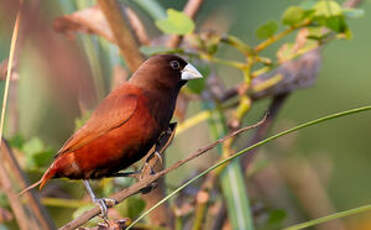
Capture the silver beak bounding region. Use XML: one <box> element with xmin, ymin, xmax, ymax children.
<box><xmin>181</xmin><ymin>63</ymin><xmax>203</xmax><ymax>80</ymax></box>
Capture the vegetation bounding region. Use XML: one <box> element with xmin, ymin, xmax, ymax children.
<box><xmin>0</xmin><ymin>0</ymin><xmax>370</xmax><ymax>230</ymax></box>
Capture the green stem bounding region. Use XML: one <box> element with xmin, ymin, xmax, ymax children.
<box><xmin>254</xmin><ymin>20</ymin><xmax>311</xmax><ymax>53</ymax></box>
<box><xmin>284</xmin><ymin>204</ymin><xmax>371</xmax><ymax>230</ymax></box>
<box><xmin>126</xmin><ymin>105</ymin><xmax>371</xmax><ymax>230</ymax></box>
<box><xmin>221</xmin><ymin>35</ymin><xmax>253</xmax><ymax>56</ymax></box>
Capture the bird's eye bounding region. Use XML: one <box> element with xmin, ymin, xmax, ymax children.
<box><xmin>170</xmin><ymin>60</ymin><xmax>180</xmax><ymax>70</ymax></box>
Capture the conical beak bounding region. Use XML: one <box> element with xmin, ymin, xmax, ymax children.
<box><xmin>181</xmin><ymin>63</ymin><xmax>203</xmax><ymax>80</ymax></box>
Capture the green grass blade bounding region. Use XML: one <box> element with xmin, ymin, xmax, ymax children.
<box><xmin>284</xmin><ymin>204</ymin><xmax>371</xmax><ymax>230</ymax></box>
<box><xmin>220</xmin><ymin>161</ymin><xmax>254</xmax><ymax>229</ymax></box>
<box><xmin>207</xmin><ymin>108</ymin><xmax>254</xmax><ymax>230</ymax></box>
<box><xmin>126</xmin><ymin>105</ymin><xmax>371</xmax><ymax>229</ymax></box>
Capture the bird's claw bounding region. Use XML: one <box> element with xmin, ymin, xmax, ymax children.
<box><xmin>94</xmin><ymin>198</ymin><xmax>117</xmax><ymax>219</ymax></box>
<box><xmin>153</xmin><ymin>151</ymin><xmax>163</xmax><ymax>166</ymax></box>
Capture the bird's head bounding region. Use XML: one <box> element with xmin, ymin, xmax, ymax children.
<box><xmin>129</xmin><ymin>54</ymin><xmax>203</xmax><ymax>92</ymax></box>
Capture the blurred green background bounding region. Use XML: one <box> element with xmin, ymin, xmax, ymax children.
<box><xmin>0</xmin><ymin>0</ymin><xmax>370</xmax><ymax>229</ymax></box>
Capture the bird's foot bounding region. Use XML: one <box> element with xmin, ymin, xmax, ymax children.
<box><xmin>141</xmin><ymin>150</ymin><xmax>162</xmax><ymax>177</ymax></box>
<box><xmin>93</xmin><ymin>198</ymin><xmax>117</xmax><ymax>219</ymax></box>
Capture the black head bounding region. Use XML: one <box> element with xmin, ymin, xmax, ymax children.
<box><xmin>129</xmin><ymin>54</ymin><xmax>202</xmax><ymax>92</ymax></box>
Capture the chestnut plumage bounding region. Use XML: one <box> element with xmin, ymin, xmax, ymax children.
<box><xmin>20</xmin><ymin>54</ymin><xmax>202</xmax><ymax>193</ymax></box>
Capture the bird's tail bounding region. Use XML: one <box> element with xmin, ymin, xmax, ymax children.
<box><xmin>18</xmin><ymin>164</ymin><xmax>57</xmax><ymax>196</ymax></box>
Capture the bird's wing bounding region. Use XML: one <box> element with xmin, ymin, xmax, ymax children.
<box><xmin>56</xmin><ymin>86</ymin><xmax>139</xmax><ymax>155</ymax></box>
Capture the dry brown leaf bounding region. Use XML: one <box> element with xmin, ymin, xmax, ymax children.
<box><xmin>54</xmin><ymin>5</ymin><xmax>149</xmax><ymax>46</ymax></box>
<box><xmin>54</xmin><ymin>6</ymin><xmax>115</xmax><ymax>43</ymax></box>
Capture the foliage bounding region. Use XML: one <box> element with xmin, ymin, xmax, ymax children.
<box><xmin>155</xmin><ymin>9</ymin><xmax>195</xmax><ymax>35</ymax></box>
<box><xmin>0</xmin><ymin>0</ymin><xmax>369</xmax><ymax>230</ymax></box>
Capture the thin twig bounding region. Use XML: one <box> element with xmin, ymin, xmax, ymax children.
<box><xmin>97</xmin><ymin>0</ymin><xmax>144</xmax><ymax>72</ymax></box>
<box><xmin>59</xmin><ymin>117</ymin><xmax>267</xmax><ymax>230</ymax></box>
<box><xmin>2</xmin><ymin>139</ymin><xmax>56</xmax><ymax>229</ymax></box>
<box><xmin>167</xmin><ymin>0</ymin><xmax>204</xmax><ymax>48</ymax></box>
<box><xmin>0</xmin><ymin>158</ymin><xmax>33</xmax><ymax>230</ymax></box>
<box><xmin>0</xmin><ymin>0</ymin><xmax>21</xmax><ymax>152</ymax></box>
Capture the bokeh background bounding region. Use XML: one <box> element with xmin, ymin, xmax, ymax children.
<box><xmin>0</xmin><ymin>0</ymin><xmax>370</xmax><ymax>229</ymax></box>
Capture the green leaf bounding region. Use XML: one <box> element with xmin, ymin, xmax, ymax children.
<box><xmin>8</xmin><ymin>134</ymin><xmax>25</xmax><ymax>149</ymax></box>
<box><xmin>282</xmin><ymin>6</ymin><xmax>305</xmax><ymax>26</ymax></box>
<box><xmin>308</xmin><ymin>27</ymin><xmax>323</xmax><ymax>38</ymax></box>
<box><xmin>22</xmin><ymin>137</ymin><xmax>53</xmax><ymax>168</ymax></box>
<box><xmin>155</xmin><ymin>9</ymin><xmax>195</xmax><ymax>35</ymax></box>
<box><xmin>314</xmin><ymin>0</ymin><xmax>342</xmax><ymax>17</ymax></box>
<box><xmin>268</xmin><ymin>209</ymin><xmax>287</xmax><ymax>225</ymax></box>
<box><xmin>255</xmin><ymin>21</ymin><xmax>278</xmax><ymax>39</ymax></box>
<box><xmin>23</xmin><ymin>137</ymin><xmax>44</xmax><ymax>155</ymax></box>
<box><xmin>32</xmin><ymin>151</ymin><xmax>53</xmax><ymax>167</ymax></box>
<box><xmin>343</xmin><ymin>8</ymin><xmax>365</xmax><ymax>18</ymax></box>
<box><xmin>325</xmin><ymin>16</ymin><xmax>347</xmax><ymax>33</ymax></box>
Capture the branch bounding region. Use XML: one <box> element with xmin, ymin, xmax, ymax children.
<box><xmin>59</xmin><ymin>117</ymin><xmax>267</xmax><ymax>230</ymax></box>
<box><xmin>97</xmin><ymin>0</ymin><xmax>144</xmax><ymax>72</ymax></box>
<box><xmin>167</xmin><ymin>0</ymin><xmax>204</xmax><ymax>48</ymax></box>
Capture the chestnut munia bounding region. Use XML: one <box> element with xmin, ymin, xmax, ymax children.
<box><xmin>19</xmin><ymin>54</ymin><xmax>203</xmax><ymax>216</ymax></box>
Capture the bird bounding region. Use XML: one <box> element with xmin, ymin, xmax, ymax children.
<box><xmin>19</xmin><ymin>54</ymin><xmax>203</xmax><ymax>217</ymax></box>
